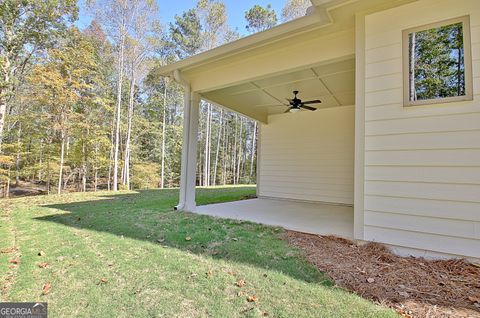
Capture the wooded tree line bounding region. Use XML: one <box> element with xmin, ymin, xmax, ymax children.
<box><xmin>0</xmin><ymin>0</ymin><xmax>310</xmax><ymax>197</ymax></box>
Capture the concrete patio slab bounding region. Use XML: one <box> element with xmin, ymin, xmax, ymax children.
<box><xmin>194</xmin><ymin>198</ymin><xmax>354</xmax><ymax>239</ymax></box>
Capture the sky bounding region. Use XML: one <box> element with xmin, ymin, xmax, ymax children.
<box><xmin>77</xmin><ymin>0</ymin><xmax>289</xmax><ymax>35</ymax></box>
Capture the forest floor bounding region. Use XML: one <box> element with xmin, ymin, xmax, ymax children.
<box><xmin>0</xmin><ymin>186</ymin><xmax>396</xmax><ymax>317</ymax></box>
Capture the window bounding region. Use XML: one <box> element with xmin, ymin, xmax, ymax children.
<box><xmin>403</xmin><ymin>16</ymin><xmax>473</xmax><ymax>106</ymax></box>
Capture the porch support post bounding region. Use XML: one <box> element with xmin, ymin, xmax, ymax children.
<box><xmin>354</xmin><ymin>12</ymin><xmax>366</xmax><ymax>240</ymax></box>
<box><xmin>184</xmin><ymin>93</ymin><xmax>200</xmax><ymax>211</ymax></box>
<box><xmin>175</xmin><ymin>70</ymin><xmax>200</xmax><ymax>212</ymax></box>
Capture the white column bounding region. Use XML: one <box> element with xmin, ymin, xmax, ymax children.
<box><xmin>176</xmin><ymin>92</ymin><xmax>200</xmax><ymax>212</ymax></box>
<box><xmin>354</xmin><ymin>13</ymin><xmax>366</xmax><ymax>240</ymax></box>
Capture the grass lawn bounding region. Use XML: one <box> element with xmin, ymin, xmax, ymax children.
<box><xmin>0</xmin><ymin>186</ymin><xmax>397</xmax><ymax>317</ymax></box>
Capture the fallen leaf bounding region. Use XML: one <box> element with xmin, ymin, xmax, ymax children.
<box><xmin>42</xmin><ymin>283</ymin><xmax>51</xmax><ymax>295</ymax></box>
<box><xmin>0</xmin><ymin>247</ymin><xmax>17</xmax><ymax>254</ymax></box>
<box><xmin>246</xmin><ymin>295</ymin><xmax>258</xmax><ymax>302</ymax></box>
<box><xmin>367</xmin><ymin>277</ymin><xmax>375</xmax><ymax>283</ymax></box>
<box><xmin>38</xmin><ymin>262</ymin><xmax>49</xmax><ymax>268</ymax></box>
<box><xmin>9</xmin><ymin>258</ymin><xmax>20</xmax><ymax>265</ymax></box>
<box><xmin>56</xmin><ymin>256</ymin><xmax>65</xmax><ymax>262</ymax></box>
<box><xmin>468</xmin><ymin>296</ymin><xmax>480</xmax><ymax>304</ymax></box>
<box><xmin>232</xmin><ymin>238</ymin><xmax>238</xmax><ymax>241</ymax></box>
<box><xmin>236</xmin><ymin>279</ymin><xmax>246</xmax><ymax>287</ymax></box>
<box><xmin>206</xmin><ymin>270</ymin><xmax>213</xmax><ymax>278</ymax></box>
<box><xmin>99</xmin><ymin>278</ymin><xmax>108</xmax><ymax>284</ymax></box>
<box><xmin>38</xmin><ymin>251</ymin><xmax>46</xmax><ymax>256</ymax></box>
<box><xmin>185</xmin><ymin>236</ymin><xmax>192</xmax><ymax>241</ymax></box>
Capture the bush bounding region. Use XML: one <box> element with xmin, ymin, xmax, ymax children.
<box><xmin>131</xmin><ymin>163</ymin><xmax>160</xmax><ymax>189</ymax></box>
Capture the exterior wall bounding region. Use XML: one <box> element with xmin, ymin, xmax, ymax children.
<box><xmin>363</xmin><ymin>0</ymin><xmax>480</xmax><ymax>259</ymax></box>
<box><xmin>258</xmin><ymin>105</ymin><xmax>355</xmax><ymax>204</ymax></box>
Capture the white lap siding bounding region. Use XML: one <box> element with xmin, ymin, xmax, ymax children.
<box><xmin>363</xmin><ymin>0</ymin><xmax>480</xmax><ymax>259</ymax></box>
<box><xmin>258</xmin><ymin>105</ymin><xmax>355</xmax><ymax>205</ymax></box>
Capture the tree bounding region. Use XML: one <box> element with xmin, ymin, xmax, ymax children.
<box><xmin>89</xmin><ymin>0</ymin><xmax>143</xmax><ymax>191</ymax></box>
<box><xmin>0</xmin><ymin>0</ymin><xmax>78</xmax><ymax>151</ymax></box>
<box><xmin>245</xmin><ymin>4</ymin><xmax>277</xmax><ymax>33</ymax></box>
<box><xmin>281</xmin><ymin>0</ymin><xmax>310</xmax><ymax>22</ymax></box>
<box><xmin>28</xmin><ymin>28</ymin><xmax>99</xmax><ymax>194</ymax></box>
<box><xmin>169</xmin><ymin>9</ymin><xmax>203</xmax><ymax>59</ymax></box>
<box><xmin>197</xmin><ymin>0</ymin><xmax>230</xmax><ymax>50</ymax></box>
<box><xmin>409</xmin><ymin>22</ymin><xmax>465</xmax><ymax>101</ymax></box>
<box><xmin>121</xmin><ymin>1</ymin><xmax>160</xmax><ymax>190</ymax></box>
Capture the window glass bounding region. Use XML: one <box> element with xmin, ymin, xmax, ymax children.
<box><xmin>407</xmin><ymin>21</ymin><xmax>466</xmax><ymax>102</ymax></box>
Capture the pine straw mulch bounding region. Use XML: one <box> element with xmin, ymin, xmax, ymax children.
<box><xmin>286</xmin><ymin>231</ymin><xmax>480</xmax><ymax>318</ymax></box>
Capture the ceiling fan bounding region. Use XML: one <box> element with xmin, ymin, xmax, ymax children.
<box><xmin>285</xmin><ymin>91</ymin><xmax>321</xmax><ymax>113</ymax></box>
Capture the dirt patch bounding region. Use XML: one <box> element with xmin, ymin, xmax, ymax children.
<box><xmin>287</xmin><ymin>231</ymin><xmax>480</xmax><ymax>318</ymax></box>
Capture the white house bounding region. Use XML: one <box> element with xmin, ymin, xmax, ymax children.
<box><xmin>158</xmin><ymin>0</ymin><xmax>480</xmax><ymax>260</ymax></box>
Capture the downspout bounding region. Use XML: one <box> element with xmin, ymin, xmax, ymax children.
<box><xmin>173</xmin><ymin>69</ymin><xmax>191</xmax><ymax>211</ymax></box>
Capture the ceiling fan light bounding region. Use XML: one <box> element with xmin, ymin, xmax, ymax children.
<box><xmin>289</xmin><ymin>108</ymin><xmax>301</xmax><ymax>113</ymax></box>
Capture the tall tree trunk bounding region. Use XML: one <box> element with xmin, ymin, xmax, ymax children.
<box><xmin>82</xmin><ymin>133</ymin><xmax>87</xmax><ymax>192</ymax></box>
<box><xmin>57</xmin><ymin>131</ymin><xmax>66</xmax><ymax>195</ymax></box>
<box><xmin>457</xmin><ymin>46</ymin><xmax>463</xmax><ymax>96</ymax></box>
<box><xmin>0</xmin><ymin>98</ymin><xmax>6</xmax><ymax>153</ymax></box>
<box><xmin>38</xmin><ymin>140</ymin><xmax>43</xmax><ymax>181</ymax></box>
<box><xmin>212</xmin><ymin>109</ymin><xmax>223</xmax><ymax>186</ymax></box>
<box><xmin>249</xmin><ymin>121</ymin><xmax>257</xmax><ymax>178</ymax></box>
<box><xmin>15</xmin><ymin>123</ymin><xmax>22</xmax><ymax>186</ymax></box>
<box><xmin>203</xmin><ymin>104</ymin><xmax>212</xmax><ymax>186</ymax></box>
<box><xmin>236</xmin><ymin>118</ymin><xmax>243</xmax><ymax>184</ymax></box>
<box><xmin>113</xmin><ymin>33</ymin><xmax>126</xmax><ymax>191</ymax></box>
<box><xmin>409</xmin><ymin>32</ymin><xmax>416</xmax><ymax>101</ymax></box>
<box><xmin>222</xmin><ymin>119</ymin><xmax>228</xmax><ymax>185</ymax></box>
<box><xmin>107</xmin><ymin>107</ymin><xmax>116</xmax><ymax>191</ymax></box>
<box><xmin>160</xmin><ymin>80</ymin><xmax>167</xmax><ymax>189</ymax></box>
<box><xmin>94</xmin><ymin>141</ymin><xmax>98</xmax><ymax>192</ymax></box>
<box><xmin>0</xmin><ymin>52</ymin><xmax>12</xmax><ymax>152</ymax></box>
<box><xmin>232</xmin><ymin>115</ymin><xmax>238</xmax><ymax>184</ymax></box>
<box><xmin>123</xmin><ymin>75</ymin><xmax>135</xmax><ymax>189</ymax></box>
<box><xmin>46</xmin><ymin>139</ymin><xmax>51</xmax><ymax>195</ymax></box>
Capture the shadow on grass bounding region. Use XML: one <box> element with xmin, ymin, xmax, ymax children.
<box><xmin>34</xmin><ymin>187</ymin><xmax>330</xmax><ymax>285</ymax></box>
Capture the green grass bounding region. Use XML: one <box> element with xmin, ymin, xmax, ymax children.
<box><xmin>0</xmin><ymin>187</ymin><xmax>397</xmax><ymax>317</ymax></box>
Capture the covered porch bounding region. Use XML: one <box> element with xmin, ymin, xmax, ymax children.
<box><xmin>158</xmin><ymin>0</ymin><xmax>379</xmax><ymax>242</ymax></box>
<box><xmin>195</xmin><ymin>198</ymin><xmax>354</xmax><ymax>239</ymax></box>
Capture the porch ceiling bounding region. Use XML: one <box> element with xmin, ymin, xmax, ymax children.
<box><xmin>201</xmin><ymin>58</ymin><xmax>355</xmax><ymax>123</ymax></box>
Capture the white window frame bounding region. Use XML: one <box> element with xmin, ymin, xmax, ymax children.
<box><xmin>402</xmin><ymin>16</ymin><xmax>473</xmax><ymax>107</ymax></box>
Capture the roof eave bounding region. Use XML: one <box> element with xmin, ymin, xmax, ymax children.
<box><xmin>157</xmin><ymin>3</ymin><xmax>339</xmax><ymax>76</ymax></box>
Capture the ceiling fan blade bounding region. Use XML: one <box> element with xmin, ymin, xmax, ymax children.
<box><xmin>300</xmin><ymin>105</ymin><xmax>317</xmax><ymax>111</ymax></box>
<box><xmin>302</xmin><ymin>100</ymin><xmax>322</xmax><ymax>105</ymax></box>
